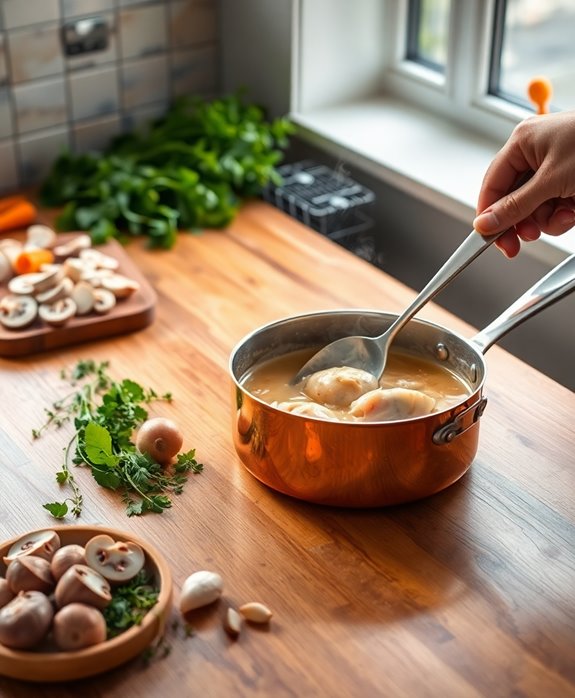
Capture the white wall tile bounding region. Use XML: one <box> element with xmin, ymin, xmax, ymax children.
<box><xmin>122</xmin><ymin>101</ymin><xmax>167</xmax><ymax>132</ymax></box>
<box><xmin>0</xmin><ymin>88</ymin><xmax>14</xmax><ymax>138</ymax></box>
<box><xmin>171</xmin><ymin>46</ymin><xmax>218</xmax><ymax>98</ymax></box>
<box><xmin>73</xmin><ymin>114</ymin><xmax>122</xmax><ymax>152</ymax></box>
<box><xmin>0</xmin><ymin>140</ymin><xmax>18</xmax><ymax>193</ymax></box>
<box><xmin>2</xmin><ymin>0</ymin><xmax>60</xmax><ymax>30</ymax></box>
<box><xmin>121</xmin><ymin>55</ymin><xmax>169</xmax><ymax>109</ymax></box>
<box><xmin>169</xmin><ymin>1</ymin><xmax>218</xmax><ymax>49</ymax></box>
<box><xmin>62</xmin><ymin>0</ymin><xmax>115</xmax><ymax>18</ymax></box>
<box><xmin>8</xmin><ymin>25</ymin><xmax>65</xmax><ymax>83</ymax></box>
<box><xmin>13</xmin><ymin>78</ymin><xmax>67</xmax><ymax>133</ymax></box>
<box><xmin>18</xmin><ymin>126</ymin><xmax>70</xmax><ymax>186</ymax></box>
<box><xmin>69</xmin><ymin>66</ymin><xmax>120</xmax><ymax>121</ymax></box>
<box><xmin>119</xmin><ymin>4</ymin><xmax>168</xmax><ymax>60</ymax></box>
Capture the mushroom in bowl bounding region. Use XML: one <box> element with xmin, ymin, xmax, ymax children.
<box><xmin>0</xmin><ymin>525</ymin><xmax>172</xmax><ymax>682</ymax></box>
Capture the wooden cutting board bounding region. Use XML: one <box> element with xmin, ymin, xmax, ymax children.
<box><xmin>0</xmin><ymin>237</ymin><xmax>156</xmax><ymax>357</ymax></box>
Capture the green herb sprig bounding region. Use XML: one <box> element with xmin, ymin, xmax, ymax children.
<box><xmin>103</xmin><ymin>569</ymin><xmax>160</xmax><ymax>638</ymax></box>
<box><xmin>37</xmin><ymin>360</ymin><xmax>203</xmax><ymax>518</ymax></box>
<box><xmin>39</xmin><ymin>92</ymin><xmax>295</xmax><ymax>249</ymax></box>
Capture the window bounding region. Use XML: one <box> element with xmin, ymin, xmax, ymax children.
<box><xmin>489</xmin><ymin>0</ymin><xmax>575</xmax><ymax>111</ymax></box>
<box><xmin>393</xmin><ymin>0</ymin><xmax>575</xmax><ymax>135</ymax></box>
<box><xmin>406</xmin><ymin>0</ymin><xmax>450</xmax><ymax>74</ymax></box>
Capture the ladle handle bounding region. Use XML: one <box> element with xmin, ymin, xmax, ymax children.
<box><xmin>382</xmin><ymin>170</ymin><xmax>534</xmax><ymax>347</ymax></box>
<box><xmin>471</xmin><ymin>253</ymin><xmax>575</xmax><ymax>354</ymax></box>
<box><xmin>383</xmin><ymin>228</ymin><xmax>503</xmax><ymax>345</ymax></box>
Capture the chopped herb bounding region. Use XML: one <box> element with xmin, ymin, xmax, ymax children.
<box><xmin>103</xmin><ymin>569</ymin><xmax>160</xmax><ymax>639</ymax></box>
<box><xmin>35</xmin><ymin>360</ymin><xmax>203</xmax><ymax>518</ymax></box>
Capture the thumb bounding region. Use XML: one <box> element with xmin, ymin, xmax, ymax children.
<box><xmin>473</xmin><ymin>175</ymin><xmax>547</xmax><ymax>234</ymax></box>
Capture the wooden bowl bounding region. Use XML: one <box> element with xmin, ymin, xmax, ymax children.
<box><xmin>0</xmin><ymin>525</ymin><xmax>173</xmax><ymax>682</ymax></box>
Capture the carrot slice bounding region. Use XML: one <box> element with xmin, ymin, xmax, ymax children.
<box><xmin>14</xmin><ymin>248</ymin><xmax>55</xmax><ymax>274</ymax></box>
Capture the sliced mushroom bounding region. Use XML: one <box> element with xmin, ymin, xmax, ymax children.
<box><xmin>29</xmin><ymin>266</ymin><xmax>65</xmax><ymax>295</ymax></box>
<box><xmin>26</xmin><ymin>224</ymin><xmax>57</xmax><ymax>250</ymax></box>
<box><xmin>6</xmin><ymin>556</ymin><xmax>55</xmax><ymax>595</ymax></box>
<box><xmin>54</xmin><ymin>564</ymin><xmax>112</xmax><ymax>610</ymax></box>
<box><xmin>84</xmin><ymin>534</ymin><xmax>145</xmax><ymax>583</ymax></box>
<box><xmin>35</xmin><ymin>276</ymin><xmax>74</xmax><ymax>305</ymax></box>
<box><xmin>81</xmin><ymin>267</ymin><xmax>114</xmax><ymax>287</ymax></box>
<box><xmin>38</xmin><ymin>298</ymin><xmax>77</xmax><ymax>327</ymax></box>
<box><xmin>71</xmin><ymin>281</ymin><xmax>95</xmax><ymax>315</ymax></box>
<box><xmin>4</xmin><ymin>529</ymin><xmax>61</xmax><ymax>564</ymax></box>
<box><xmin>7</xmin><ymin>272</ymin><xmax>46</xmax><ymax>295</ymax></box>
<box><xmin>101</xmin><ymin>274</ymin><xmax>140</xmax><ymax>299</ymax></box>
<box><xmin>0</xmin><ymin>295</ymin><xmax>38</xmax><ymax>329</ymax></box>
<box><xmin>93</xmin><ymin>288</ymin><xmax>117</xmax><ymax>314</ymax></box>
<box><xmin>63</xmin><ymin>257</ymin><xmax>94</xmax><ymax>283</ymax></box>
<box><xmin>0</xmin><ymin>250</ymin><xmax>13</xmax><ymax>284</ymax></box>
<box><xmin>53</xmin><ymin>234</ymin><xmax>92</xmax><ymax>259</ymax></box>
<box><xmin>80</xmin><ymin>248</ymin><xmax>119</xmax><ymax>270</ymax></box>
<box><xmin>0</xmin><ymin>239</ymin><xmax>23</xmax><ymax>267</ymax></box>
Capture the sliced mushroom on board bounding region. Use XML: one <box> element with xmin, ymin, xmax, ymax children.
<box><xmin>38</xmin><ymin>298</ymin><xmax>77</xmax><ymax>327</ymax></box>
<box><xmin>0</xmin><ymin>295</ymin><xmax>38</xmax><ymax>329</ymax></box>
<box><xmin>70</xmin><ymin>281</ymin><xmax>95</xmax><ymax>315</ymax></box>
<box><xmin>53</xmin><ymin>234</ymin><xmax>92</xmax><ymax>258</ymax></box>
<box><xmin>26</xmin><ymin>224</ymin><xmax>57</xmax><ymax>250</ymax></box>
<box><xmin>93</xmin><ymin>288</ymin><xmax>116</xmax><ymax>314</ymax></box>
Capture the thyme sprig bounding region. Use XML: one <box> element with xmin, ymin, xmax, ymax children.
<box><xmin>36</xmin><ymin>360</ymin><xmax>203</xmax><ymax>518</ymax></box>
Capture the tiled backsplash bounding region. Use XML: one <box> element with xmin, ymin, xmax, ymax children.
<box><xmin>0</xmin><ymin>0</ymin><xmax>219</xmax><ymax>194</ymax></box>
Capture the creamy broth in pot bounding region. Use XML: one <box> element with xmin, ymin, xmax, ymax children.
<box><xmin>242</xmin><ymin>347</ymin><xmax>471</xmax><ymax>422</ymax></box>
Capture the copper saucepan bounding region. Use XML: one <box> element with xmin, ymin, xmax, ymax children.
<box><xmin>229</xmin><ymin>255</ymin><xmax>575</xmax><ymax>507</ymax></box>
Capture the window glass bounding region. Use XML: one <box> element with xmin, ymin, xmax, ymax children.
<box><xmin>493</xmin><ymin>0</ymin><xmax>575</xmax><ymax>110</ymax></box>
<box><xmin>406</xmin><ymin>0</ymin><xmax>451</xmax><ymax>73</ymax></box>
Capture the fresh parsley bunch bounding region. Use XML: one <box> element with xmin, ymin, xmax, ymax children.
<box><xmin>36</xmin><ymin>360</ymin><xmax>203</xmax><ymax>518</ymax></box>
<box><xmin>39</xmin><ymin>92</ymin><xmax>295</xmax><ymax>249</ymax></box>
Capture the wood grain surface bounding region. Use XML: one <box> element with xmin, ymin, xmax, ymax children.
<box><xmin>0</xmin><ymin>201</ymin><xmax>573</xmax><ymax>697</ymax></box>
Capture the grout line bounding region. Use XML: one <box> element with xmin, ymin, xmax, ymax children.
<box><xmin>59</xmin><ymin>0</ymin><xmax>75</xmax><ymax>152</ymax></box>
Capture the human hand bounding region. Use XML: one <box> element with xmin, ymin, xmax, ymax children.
<box><xmin>473</xmin><ymin>110</ymin><xmax>575</xmax><ymax>258</ymax></box>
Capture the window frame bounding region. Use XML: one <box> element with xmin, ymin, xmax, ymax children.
<box><xmin>381</xmin><ymin>0</ymin><xmax>530</xmax><ymax>142</ymax></box>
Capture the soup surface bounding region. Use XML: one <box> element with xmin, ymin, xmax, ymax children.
<box><xmin>242</xmin><ymin>347</ymin><xmax>472</xmax><ymax>422</ymax></box>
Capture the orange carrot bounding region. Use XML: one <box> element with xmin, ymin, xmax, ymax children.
<box><xmin>0</xmin><ymin>199</ymin><xmax>37</xmax><ymax>232</ymax></box>
<box><xmin>14</xmin><ymin>248</ymin><xmax>54</xmax><ymax>274</ymax></box>
<box><xmin>0</xmin><ymin>196</ymin><xmax>26</xmax><ymax>215</ymax></box>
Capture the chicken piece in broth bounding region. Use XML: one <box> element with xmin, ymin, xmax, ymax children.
<box><xmin>276</xmin><ymin>401</ymin><xmax>337</xmax><ymax>420</ymax></box>
<box><xmin>350</xmin><ymin>387</ymin><xmax>436</xmax><ymax>422</ymax></box>
<box><xmin>303</xmin><ymin>367</ymin><xmax>378</xmax><ymax>407</ymax></box>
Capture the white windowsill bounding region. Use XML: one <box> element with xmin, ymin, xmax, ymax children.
<box><xmin>291</xmin><ymin>96</ymin><xmax>575</xmax><ymax>267</ymax></box>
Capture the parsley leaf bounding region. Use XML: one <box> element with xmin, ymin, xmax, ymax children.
<box><xmin>36</xmin><ymin>360</ymin><xmax>203</xmax><ymax>518</ymax></box>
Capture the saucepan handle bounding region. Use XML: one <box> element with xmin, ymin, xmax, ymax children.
<box><xmin>470</xmin><ymin>253</ymin><xmax>575</xmax><ymax>354</ymax></box>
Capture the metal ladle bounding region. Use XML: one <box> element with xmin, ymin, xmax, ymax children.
<box><xmin>293</xmin><ymin>227</ymin><xmax>506</xmax><ymax>383</ymax></box>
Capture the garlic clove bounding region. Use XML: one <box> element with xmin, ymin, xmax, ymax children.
<box><xmin>238</xmin><ymin>601</ymin><xmax>273</xmax><ymax>624</ymax></box>
<box><xmin>223</xmin><ymin>607</ymin><xmax>242</xmax><ymax>638</ymax></box>
<box><xmin>179</xmin><ymin>570</ymin><xmax>223</xmax><ymax>614</ymax></box>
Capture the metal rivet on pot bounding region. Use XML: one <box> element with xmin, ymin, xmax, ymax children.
<box><xmin>435</xmin><ymin>343</ymin><xmax>449</xmax><ymax>361</ymax></box>
<box><xmin>470</xmin><ymin>363</ymin><xmax>478</xmax><ymax>383</ymax></box>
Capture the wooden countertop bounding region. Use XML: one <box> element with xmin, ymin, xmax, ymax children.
<box><xmin>0</xmin><ymin>201</ymin><xmax>574</xmax><ymax>697</ymax></box>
